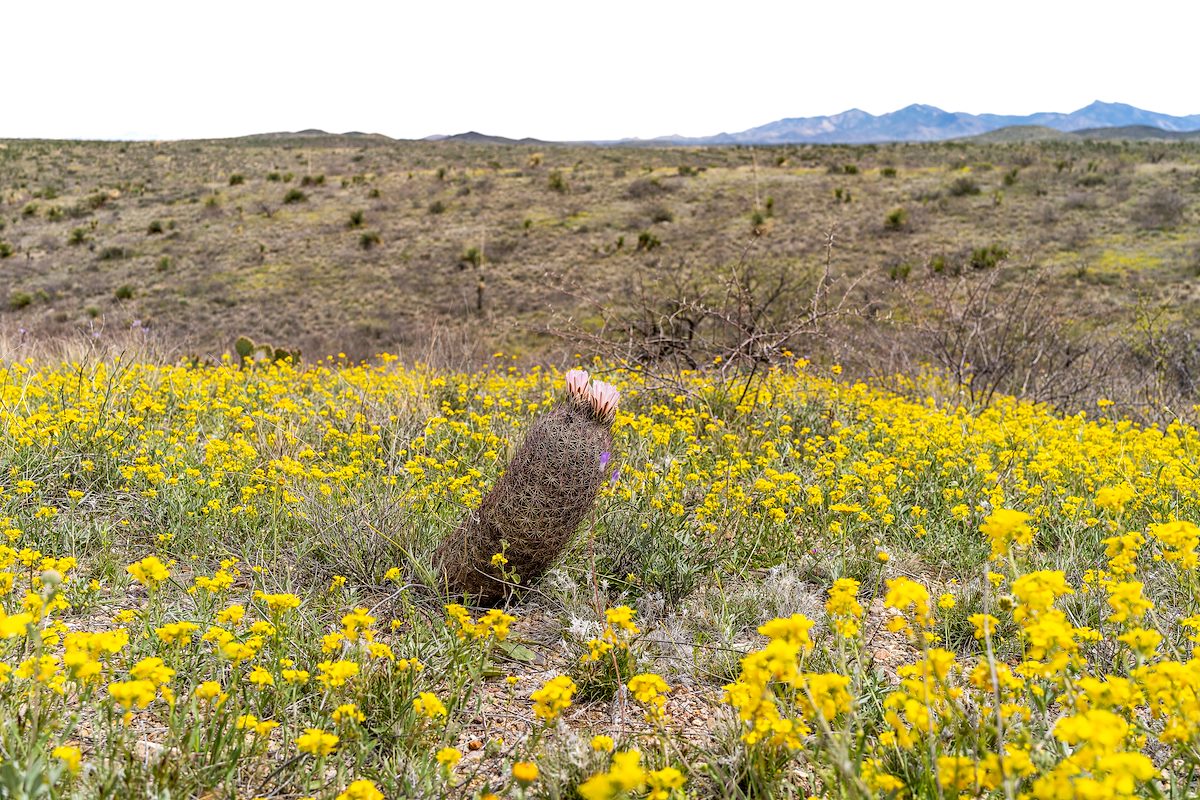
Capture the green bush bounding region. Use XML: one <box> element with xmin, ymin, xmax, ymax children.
<box><xmin>636</xmin><ymin>231</ymin><xmax>660</xmax><ymax>251</ymax></box>
<box><xmin>266</xmin><ymin>172</ymin><xmax>282</xmax><ymax>182</ymax></box>
<box><xmin>649</xmin><ymin>205</ymin><xmax>673</xmax><ymax>224</ymax></box>
<box><xmin>969</xmin><ymin>244</ymin><xmax>1009</xmax><ymax>270</ymax></box>
<box><xmin>114</xmin><ymin>284</ymin><xmax>135</xmax><ymax>300</ymax></box>
<box><xmin>283</xmin><ymin>189</ymin><xmax>306</xmax><ymax>204</ymax></box>
<box><xmin>8</xmin><ymin>291</ymin><xmax>32</xmax><ymax>309</ymax></box>
<box><xmin>347</xmin><ymin>210</ymin><xmax>365</xmax><ymax>229</ymax></box>
<box><xmin>884</xmin><ymin>207</ymin><xmax>908</xmax><ymax>231</ymax></box>
<box><xmin>300</xmin><ymin>174</ymin><xmax>325</xmax><ymax>187</ymax></box>
<box><xmin>359</xmin><ymin>231</ymin><xmax>382</xmax><ymax>250</ymax></box>
<box><xmin>881</xmin><ymin>166</ymin><xmax>898</xmax><ymax>178</ymax></box>
<box><xmin>0</xmin><ymin>241</ymin><xmax>12</xmax><ymax>259</ymax></box>
<box><xmin>547</xmin><ymin>170</ymin><xmax>567</xmax><ymax>193</ymax></box>
<box><xmin>949</xmin><ymin>176</ymin><xmax>981</xmax><ymax>197</ymax></box>
<box><xmin>428</xmin><ymin>200</ymin><xmax>446</xmax><ymax>215</ymax></box>
<box><xmin>68</xmin><ymin>228</ymin><xmax>88</xmax><ymax>246</ymax></box>
<box><xmin>228</xmin><ymin>174</ymin><xmax>245</xmax><ymax>186</ymax></box>
<box><xmin>98</xmin><ymin>246</ymin><xmax>129</xmax><ymax>261</ymax></box>
<box><xmin>147</xmin><ymin>220</ymin><xmax>164</xmax><ymax>235</ymax></box>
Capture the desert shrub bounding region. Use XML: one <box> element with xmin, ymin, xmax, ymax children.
<box><xmin>624</xmin><ymin>178</ymin><xmax>672</xmax><ymax>199</ymax></box>
<box><xmin>228</xmin><ymin>174</ymin><xmax>245</xmax><ymax>186</ymax></box>
<box><xmin>22</xmin><ymin>203</ymin><xmax>39</xmax><ymax>217</ymax></box>
<box><xmin>98</xmin><ymin>246</ymin><xmax>129</xmax><ymax>261</ymax></box>
<box><xmin>842</xmin><ymin>163</ymin><xmax>858</xmax><ymax>175</ymax></box>
<box><xmin>1077</xmin><ymin>173</ymin><xmax>1106</xmax><ymax>187</ymax></box>
<box><xmin>648</xmin><ymin>205</ymin><xmax>673</xmax><ymax>224</ymax></box>
<box><xmin>0</xmin><ymin>241</ymin><xmax>12</xmax><ymax>259</ymax></box>
<box><xmin>1003</xmin><ymin>168</ymin><xmax>1019</xmax><ymax>186</ymax></box>
<box><xmin>146</xmin><ymin>220</ymin><xmax>164</xmax><ymax>235</ymax></box>
<box><xmin>46</xmin><ymin>206</ymin><xmax>63</xmax><ymax>221</ymax></box>
<box><xmin>348</xmin><ymin>210</ymin><xmax>365</xmax><ymax>228</ymax></box>
<box><xmin>750</xmin><ymin>210</ymin><xmax>766</xmax><ymax>234</ymax></box>
<box><xmin>969</xmin><ymin>243</ymin><xmax>1008</xmax><ymax>270</ymax></box>
<box><xmin>1063</xmin><ymin>192</ymin><xmax>1097</xmax><ymax>211</ymax></box>
<box><xmin>1132</xmin><ymin>188</ymin><xmax>1187</xmax><ymax>230</ymax></box>
<box><xmin>887</xmin><ymin>261</ymin><xmax>912</xmax><ymax>281</ymax></box>
<box><xmin>114</xmin><ymin>284</ymin><xmax>135</xmax><ymax>300</ymax></box>
<box><xmin>636</xmin><ymin>231</ymin><xmax>660</xmax><ymax>252</ymax></box>
<box><xmin>68</xmin><ymin>228</ymin><xmax>88</xmax><ymax>246</ymax></box>
<box><xmin>880</xmin><ymin>166</ymin><xmax>898</xmax><ymax>178</ymax></box>
<box><xmin>460</xmin><ymin>247</ymin><xmax>482</xmax><ymax>269</ymax></box>
<box><xmin>368</xmin><ymin>188</ymin><xmax>381</xmax><ymax>199</ymax></box>
<box><xmin>359</xmin><ymin>231</ymin><xmax>382</xmax><ymax>250</ymax></box>
<box><xmin>428</xmin><ymin>200</ymin><xmax>446</xmax><ymax>215</ymax></box>
<box><xmin>948</xmin><ymin>176</ymin><xmax>981</xmax><ymax>197</ymax></box>
<box><xmin>283</xmin><ymin>189</ymin><xmax>306</xmax><ymax>204</ymax></box>
<box><xmin>300</xmin><ymin>174</ymin><xmax>325</xmax><ymax>187</ymax></box>
<box><xmin>547</xmin><ymin>170</ymin><xmax>568</xmax><ymax>193</ymax></box>
<box><xmin>884</xmin><ymin>207</ymin><xmax>908</xmax><ymax>231</ymax></box>
<box><xmin>157</xmin><ymin>256</ymin><xmax>172</xmax><ymax>272</ymax></box>
<box><xmin>266</xmin><ymin>172</ymin><xmax>282</xmax><ymax>182</ymax></box>
<box><xmin>8</xmin><ymin>291</ymin><xmax>31</xmax><ymax>309</ymax></box>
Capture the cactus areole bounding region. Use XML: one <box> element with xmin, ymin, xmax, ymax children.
<box><xmin>434</xmin><ymin>370</ymin><xmax>619</xmax><ymax>604</ymax></box>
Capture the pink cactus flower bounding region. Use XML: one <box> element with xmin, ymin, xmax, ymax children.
<box><xmin>565</xmin><ymin>369</ymin><xmax>591</xmax><ymax>404</ymax></box>
<box><xmin>589</xmin><ymin>381</ymin><xmax>620</xmax><ymax>421</ymax></box>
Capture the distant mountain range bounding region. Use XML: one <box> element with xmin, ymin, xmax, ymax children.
<box><xmin>241</xmin><ymin>102</ymin><xmax>1200</xmax><ymax>148</ymax></box>
<box><xmin>634</xmin><ymin>101</ymin><xmax>1200</xmax><ymax>145</ymax></box>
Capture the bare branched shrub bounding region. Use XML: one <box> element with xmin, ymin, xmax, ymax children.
<box><xmin>1112</xmin><ymin>302</ymin><xmax>1200</xmax><ymax>425</ymax></box>
<box><xmin>1132</xmin><ymin>188</ymin><xmax>1187</xmax><ymax>230</ymax></box>
<box><xmin>547</xmin><ymin>234</ymin><xmax>860</xmax><ymax>397</ymax></box>
<box><xmin>910</xmin><ymin>267</ymin><xmax>1116</xmax><ymax>409</ymax></box>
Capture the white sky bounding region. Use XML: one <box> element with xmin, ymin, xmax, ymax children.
<box><xmin>6</xmin><ymin>0</ymin><xmax>1198</xmax><ymax>141</ymax></box>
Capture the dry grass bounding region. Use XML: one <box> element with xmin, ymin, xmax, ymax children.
<box><xmin>1</xmin><ymin>136</ymin><xmax>1196</xmax><ymax>368</ymax></box>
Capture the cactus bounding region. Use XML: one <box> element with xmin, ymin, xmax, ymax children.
<box><xmin>434</xmin><ymin>369</ymin><xmax>620</xmax><ymax>604</ymax></box>
<box><xmin>274</xmin><ymin>347</ymin><xmax>300</xmax><ymax>364</ymax></box>
<box><xmin>234</xmin><ymin>336</ymin><xmax>255</xmax><ymax>362</ymax></box>
<box><xmin>233</xmin><ymin>336</ymin><xmax>300</xmax><ymax>367</ymax></box>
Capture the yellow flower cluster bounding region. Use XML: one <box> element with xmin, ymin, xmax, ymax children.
<box><xmin>530</xmin><ymin>675</ymin><xmax>577</xmax><ymax>723</ymax></box>
<box><xmin>445</xmin><ymin>603</ymin><xmax>515</xmax><ymax>641</ymax></box>
<box><xmin>3</xmin><ymin>354</ymin><xmax>1200</xmax><ymax>796</ymax></box>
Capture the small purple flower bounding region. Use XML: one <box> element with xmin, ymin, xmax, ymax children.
<box><xmin>610</xmin><ymin>468</ymin><xmax>621</xmax><ymax>486</ymax></box>
<box><xmin>599</xmin><ymin>451</ymin><xmax>611</xmax><ymax>469</ymax></box>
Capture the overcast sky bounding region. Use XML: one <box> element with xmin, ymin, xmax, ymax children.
<box><xmin>7</xmin><ymin>0</ymin><xmax>1198</xmax><ymax>141</ymax></box>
